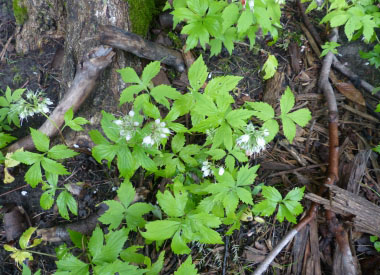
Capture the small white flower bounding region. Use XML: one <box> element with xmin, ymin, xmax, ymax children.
<box><xmin>129</xmin><ymin>110</ymin><xmax>135</xmax><ymax>117</ymax></box>
<box><xmin>126</xmin><ymin>134</ymin><xmax>132</xmax><ymax>141</ymax></box>
<box><xmin>134</xmin><ymin>121</ymin><xmax>139</xmax><ymax>126</ymax></box>
<box><xmin>143</xmin><ymin>135</ymin><xmax>154</xmax><ymax>146</ymax></box>
<box><xmin>263</xmin><ymin>129</ymin><xmax>269</xmax><ymax>137</ymax></box>
<box><xmin>257</xmin><ymin>137</ymin><xmax>266</xmax><ymax>147</ymax></box>
<box><xmin>241</xmin><ymin>134</ymin><xmax>250</xmax><ymax>143</ymax></box>
<box><xmin>162</xmin><ymin>128</ymin><xmax>171</xmax><ymax>134</ymax></box>
<box><xmin>42</xmin><ymin>106</ymin><xmax>50</xmax><ymax>113</ymax></box>
<box><xmin>155</xmin><ymin>119</ymin><xmax>161</xmax><ymax>124</ymax></box>
<box><xmin>248</xmin><ymin>0</ymin><xmax>254</xmax><ymax>11</ymax></box>
<box><xmin>160</xmin><ymin>133</ymin><xmax>167</xmax><ymax>138</ymax></box>
<box><xmin>218</xmin><ymin>167</ymin><xmax>225</xmax><ymax>176</ymax></box>
<box><xmin>160</xmin><ymin>122</ymin><xmax>166</xmax><ymax>127</ymax></box>
<box><xmin>114</xmin><ymin>120</ymin><xmax>123</xmax><ymax>125</ymax></box>
<box><xmin>73</xmin><ymin>144</ymin><xmax>79</xmax><ymax>148</ymax></box>
<box><xmin>21</xmin><ymin>191</ymin><xmax>28</xmax><ymax>196</ymax></box>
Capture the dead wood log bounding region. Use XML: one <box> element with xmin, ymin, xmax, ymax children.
<box><xmin>99</xmin><ymin>25</ymin><xmax>185</xmax><ymax>72</ymax></box>
<box><xmin>36</xmin><ymin>203</ymin><xmax>108</xmax><ymax>242</ymax></box>
<box><xmin>306</xmin><ymin>185</ymin><xmax>380</xmax><ymax>237</ymax></box>
<box><xmin>6</xmin><ymin>46</ymin><xmax>115</xmax><ymax>153</ymax></box>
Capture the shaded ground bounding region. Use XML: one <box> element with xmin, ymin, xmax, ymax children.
<box><xmin>1</xmin><ymin>0</ymin><xmax>380</xmax><ymax>274</ymax></box>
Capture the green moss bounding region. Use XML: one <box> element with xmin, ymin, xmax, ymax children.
<box><xmin>12</xmin><ymin>0</ymin><xmax>28</xmax><ymax>25</ymax></box>
<box><xmin>126</xmin><ymin>0</ymin><xmax>155</xmax><ymax>36</ymax></box>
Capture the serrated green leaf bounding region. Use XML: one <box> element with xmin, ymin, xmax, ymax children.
<box><xmin>56</xmin><ymin>254</ymin><xmax>89</xmax><ymax>275</ymax></box>
<box><xmin>262</xmin><ymin>54</ymin><xmax>278</xmax><ymax>80</ymax></box>
<box><xmin>277</xmin><ymin>203</ymin><xmax>296</xmax><ymax>223</ymax></box>
<box><xmin>120</xmin><ymin>85</ymin><xmax>145</xmax><ymax>105</ymax></box>
<box><xmin>101</xmin><ymin>111</ymin><xmax>119</xmax><ymax>142</ymax></box>
<box><xmin>207</xmin><ymin>148</ymin><xmax>226</xmax><ymax>160</ymax></box>
<box><xmin>89</xmin><ymin>130</ymin><xmax>109</xmax><ymax>145</ymax></box>
<box><xmin>41</xmin><ymin>158</ymin><xmax>69</xmax><ymax>175</ymax></box>
<box><xmin>150</xmin><ymin>85</ymin><xmax>181</xmax><ymax>109</ymax></box>
<box><xmin>284</xmin><ymin>186</ymin><xmax>305</xmax><ymax>202</ymax></box>
<box><xmin>262</xmin><ymin>186</ymin><xmax>282</xmax><ymax>202</ymax></box>
<box><xmin>98</xmin><ymin>200</ymin><xmax>125</xmax><ymax>230</ymax></box>
<box><xmin>280</xmin><ymin>87</ymin><xmax>295</xmax><ymax>114</ymax></box>
<box><xmin>246</xmin><ymin>102</ymin><xmax>275</xmax><ymax>121</ymax></box>
<box><xmin>125</xmin><ymin>203</ymin><xmax>154</xmax><ymax>231</ymax></box>
<box><xmin>157</xmin><ymin>190</ymin><xmax>187</xmax><ymax>218</ymax></box>
<box><xmin>57</xmin><ymin>190</ymin><xmax>78</xmax><ymax>220</ymax></box>
<box><xmin>19</xmin><ymin>227</ymin><xmax>37</xmax><ymax>249</ymax></box>
<box><xmin>12</xmin><ymin>151</ymin><xmax>43</xmax><ymax>165</ymax></box>
<box><xmin>226</xmin><ymin>109</ymin><xmax>254</xmax><ymax>129</ymax></box>
<box><xmin>88</xmin><ymin>227</ymin><xmax>103</xmax><ymax>260</ymax></box>
<box><xmin>175</xmin><ymin>256</ymin><xmax>198</xmax><ymax>275</ymax></box>
<box><xmin>262</xmin><ymin>119</ymin><xmax>279</xmax><ymax>142</ymax></box>
<box><xmin>146</xmin><ymin>251</ymin><xmax>165</xmax><ymax>275</ymax></box>
<box><xmin>92</xmin><ymin>144</ymin><xmax>118</xmax><ymax>164</ymax></box>
<box><xmin>68</xmin><ymin>229</ymin><xmax>86</xmax><ymax>250</ymax></box>
<box><xmin>141</xmin><ymin>220</ymin><xmax>181</xmax><ymax>240</ymax></box>
<box><xmin>141</xmin><ymin>61</ymin><xmax>161</xmax><ymax>86</ymax></box>
<box><xmin>25</xmin><ymin>162</ymin><xmax>42</xmax><ymax>187</ymax></box>
<box><xmin>117</xmin><ymin>181</ymin><xmax>135</xmax><ymax>209</ymax></box>
<box><xmin>287</xmin><ymin>108</ymin><xmax>312</xmax><ymax>127</ymax></box>
<box><xmin>237</xmin><ymin>9</ymin><xmax>254</xmax><ymax>33</ymax></box>
<box><xmin>30</xmin><ymin>128</ymin><xmax>50</xmax><ymax>152</ymax></box>
<box><xmin>253</xmin><ymin>199</ymin><xmax>277</xmax><ymax>216</ymax></box>
<box><xmin>282</xmin><ymin>200</ymin><xmax>303</xmax><ymax>217</ymax></box>
<box><xmin>117</xmin><ymin>67</ymin><xmax>141</xmax><ymax>84</ymax></box>
<box><xmin>281</xmin><ymin>115</ymin><xmax>296</xmax><ymax>143</ymax></box>
<box><xmin>40</xmin><ymin>190</ymin><xmax>55</xmax><ymax>210</ymax></box>
<box><xmin>188</xmin><ymin>55</ymin><xmax>208</xmax><ymax>91</ymax></box>
<box><xmin>225</xmin><ymin>154</ymin><xmax>235</xmax><ymax>172</ymax></box>
<box><xmin>236</xmin><ymin>165</ymin><xmax>258</xmax><ymax>186</ymax></box>
<box><xmin>48</xmin><ymin>145</ymin><xmax>78</xmax><ymax>160</ymax></box>
<box><xmin>204</xmin><ymin>76</ymin><xmax>242</xmax><ymax>99</ymax></box>
<box><xmin>116</xmin><ymin>145</ymin><xmax>135</xmax><ymax>178</ymax></box>
<box><xmin>172</xmin><ymin>133</ymin><xmax>185</xmax><ymax>153</ymax></box>
<box><xmin>172</xmin><ymin>231</ymin><xmax>191</xmax><ymax>254</ymax></box>
<box><xmin>64</xmin><ymin>108</ymin><xmax>74</xmax><ymax>123</ymax></box>
<box><xmin>237</xmin><ymin>187</ymin><xmax>253</xmax><ymax>205</ymax></box>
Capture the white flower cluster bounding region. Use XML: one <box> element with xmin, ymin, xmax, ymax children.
<box><xmin>201</xmin><ymin>160</ymin><xmax>225</xmax><ymax>178</ymax></box>
<box><xmin>113</xmin><ymin>110</ymin><xmax>140</xmax><ymax>141</ymax></box>
<box><xmin>142</xmin><ymin>119</ymin><xmax>171</xmax><ymax>147</ymax></box>
<box><xmin>12</xmin><ymin>89</ymin><xmax>53</xmax><ymax>123</ymax></box>
<box><xmin>236</xmin><ymin>123</ymin><xmax>269</xmax><ymax>156</ymax></box>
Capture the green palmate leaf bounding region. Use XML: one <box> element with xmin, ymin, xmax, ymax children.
<box><xmin>207</xmin><ymin>148</ymin><xmax>226</xmax><ymax>160</ymax></box>
<box><xmin>30</xmin><ymin>128</ymin><xmax>50</xmax><ymax>152</ymax></box>
<box><xmin>88</xmin><ymin>227</ymin><xmax>103</xmax><ymax>260</ymax></box>
<box><xmin>287</xmin><ymin>108</ymin><xmax>312</xmax><ymax>127</ymax></box>
<box><xmin>141</xmin><ymin>220</ymin><xmax>181</xmax><ymax>241</ymax></box>
<box><xmin>116</xmin><ymin>145</ymin><xmax>135</xmax><ymax>179</ymax></box>
<box><xmin>40</xmin><ymin>190</ymin><xmax>55</xmax><ymax>210</ymax></box>
<box><xmin>204</xmin><ymin>75</ymin><xmax>242</xmax><ymax>99</ymax></box>
<box><xmin>120</xmin><ymin>85</ymin><xmax>145</xmax><ymax>105</ymax></box>
<box><xmin>56</xmin><ymin>254</ymin><xmax>89</xmax><ymax>275</ymax></box>
<box><xmin>280</xmin><ymin>87</ymin><xmax>295</xmax><ymax>114</ymax></box>
<box><xmin>92</xmin><ymin>144</ymin><xmax>118</xmax><ymax>164</ymax></box>
<box><xmin>277</xmin><ymin>203</ymin><xmax>296</xmax><ymax>223</ymax></box>
<box><xmin>226</xmin><ymin>109</ymin><xmax>254</xmax><ymax>129</ymax></box>
<box><xmin>0</xmin><ymin>133</ymin><xmax>16</xmax><ymax>148</ymax></box>
<box><xmin>236</xmin><ymin>165</ymin><xmax>259</xmax><ymax>186</ymax></box>
<box><xmin>182</xmin><ymin>22</ymin><xmax>209</xmax><ymax>50</ymax></box>
<box><xmin>98</xmin><ymin>200</ymin><xmax>125</xmax><ymax>230</ymax></box>
<box><xmin>237</xmin><ymin>9</ymin><xmax>254</xmax><ymax>33</ymax></box>
<box><xmin>89</xmin><ymin>130</ymin><xmax>109</xmax><ymax>145</ymax></box>
<box><xmin>150</xmin><ymin>85</ymin><xmax>181</xmax><ymax>109</ymax></box>
<box><xmin>188</xmin><ymin>55</ymin><xmax>208</xmax><ymax>91</ymax></box>
<box><xmin>236</xmin><ymin>187</ymin><xmax>253</xmax><ymax>205</ymax></box>
<box><xmin>253</xmin><ymin>199</ymin><xmax>278</xmax><ymax>216</ymax></box>
<box><xmin>262</xmin><ymin>54</ymin><xmax>278</xmax><ymax>80</ymax></box>
<box><xmin>12</xmin><ymin>151</ymin><xmax>43</xmax><ymax>165</ymax></box>
<box><xmin>141</xmin><ymin>61</ymin><xmax>161</xmax><ymax>86</ymax></box>
<box><xmin>281</xmin><ymin>115</ymin><xmax>296</xmax><ymax>143</ymax></box>
<box><xmin>64</xmin><ymin>107</ymin><xmax>74</xmax><ymax>122</ymax></box>
<box><xmin>172</xmin><ymin>133</ymin><xmax>185</xmax><ymax>154</ymax></box>
<box><xmin>187</xmin><ymin>0</ymin><xmax>208</xmax><ymax>15</ymax></box>
<box><xmin>100</xmin><ymin>111</ymin><xmax>119</xmax><ymax>142</ymax></box>
<box><xmin>57</xmin><ymin>190</ymin><xmax>78</xmax><ymax>220</ymax></box>
<box><xmin>172</xmin><ymin>231</ymin><xmax>191</xmax><ymax>254</ymax></box>
<box><xmin>118</xmin><ymin>180</ymin><xmax>135</xmax><ymax>208</ymax></box>
<box><xmin>68</xmin><ymin>229</ymin><xmax>86</xmax><ymax>249</ymax></box>
<box><xmin>157</xmin><ymin>190</ymin><xmax>187</xmax><ymax>218</ymax></box>
<box><xmin>320</xmin><ymin>41</ymin><xmax>340</xmax><ymax>57</ymax></box>
<box><xmin>25</xmin><ymin>162</ymin><xmax>42</xmax><ymax>187</ymax></box>
<box><xmin>225</xmin><ymin>154</ymin><xmax>235</xmax><ymax>172</ymax></box>
<box><xmin>262</xmin><ymin>186</ymin><xmax>282</xmax><ymax>202</ymax></box>
<box><xmin>174</xmin><ymin>256</ymin><xmax>198</xmax><ymax>275</ymax></box>
<box><xmin>125</xmin><ymin>203</ymin><xmax>154</xmax><ymax>231</ymax></box>
<box><xmin>222</xmin><ymin>3</ymin><xmax>239</xmax><ymax>31</ymax></box>
<box><xmin>41</xmin><ymin>157</ymin><xmax>69</xmax><ymax>175</ymax></box>
<box><xmin>246</xmin><ymin>101</ymin><xmax>275</xmax><ymax>121</ymax></box>
<box><xmin>48</xmin><ymin>145</ymin><xmax>78</xmax><ymax>160</ymax></box>
<box><xmin>117</xmin><ymin>67</ymin><xmax>141</xmax><ymax>84</ymax></box>
<box><xmin>284</xmin><ymin>187</ymin><xmax>305</xmax><ymax>202</ymax></box>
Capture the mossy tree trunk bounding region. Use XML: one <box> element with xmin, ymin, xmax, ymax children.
<box><xmin>13</xmin><ymin>0</ymin><xmax>156</xmax><ymax>140</ymax></box>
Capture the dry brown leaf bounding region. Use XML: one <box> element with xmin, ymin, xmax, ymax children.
<box><xmin>335</xmin><ymin>82</ymin><xmax>365</xmax><ymax>106</ymax></box>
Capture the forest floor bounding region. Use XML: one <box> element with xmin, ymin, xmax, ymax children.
<box><xmin>1</xmin><ymin>0</ymin><xmax>380</xmax><ymax>274</ymax></box>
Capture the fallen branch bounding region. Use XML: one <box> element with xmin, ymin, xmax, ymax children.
<box><xmin>6</xmin><ymin>46</ymin><xmax>115</xmax><ymax>153</ymax></box>
<box><xmin>99</xmin><ymin>25</ymin><xmax>185</xmax><ymax>72</ymax></box>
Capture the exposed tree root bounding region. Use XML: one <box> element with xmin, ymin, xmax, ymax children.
<box><xmin>99</xmin><ymin>25</ymin><xmax>185</xmax><ymax>72</ymax></box>
<box><xmin>6</xmin><ymin>46</ymin><xmax>115</xmax><ymax>153</ymax></box>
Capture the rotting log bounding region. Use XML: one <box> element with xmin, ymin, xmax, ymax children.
<box><xmin>6</xmin><ymin>46</ymin><xmax>115</xmax><ymax>153</ymax></box>
<box><xmin>306</xmin><ymin>184</ymin><xmax>380</xmax><ymax>237</ymax></box>
<box><xmin>99</xmin><ymin>25</ymin><xmax>185</xmax><ymax>72</ymax></box>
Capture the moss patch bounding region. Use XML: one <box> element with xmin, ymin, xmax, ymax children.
<box><xmin>127</xmin><ymin>0</ymin><xmax>155</xmax><ymax>36</ymax></box>
<box><xmin>12</xmin><ymin>0</ymin><xmax>28</xmax><ymax>25</ymax></box>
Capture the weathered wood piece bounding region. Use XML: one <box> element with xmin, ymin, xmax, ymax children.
<box><xmin>99</xmin><ymin>25</ymin><xmax>185</xmax><ymax>72</ymax></box>
<box><xmin>7</xmin><ymin>46</ymin><xmax>115</xmax><ymax>152</ymax></box>
<box><xmin>306</xmin><ymin>184</ymin><xmax>380</xmax><ymax>236</ymax></box>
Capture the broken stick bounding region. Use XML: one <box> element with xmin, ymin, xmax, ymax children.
<box><xmin>6</xmin><ymin>46</ymin><xmax>115</xmax><ymax>153</ymax></box>
<box><xmin>99</xmin><ymin>25</ymin><xmax>185</xmax><ymax>72</ymax></box>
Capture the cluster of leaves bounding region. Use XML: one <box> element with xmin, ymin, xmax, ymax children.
<box><xmin>165</xmin><ymin>0</ymin><xmax>281</xmax><ymax>78</ymax></box>
<box><xmin>4</xmin><ymin>57</ymin><xmax>311</xmax><ymax>273</ymax></box>
<box><xmin>304</xmin><ymin>0</ymin><xmax>379</xmax><ymax>43</ymax></box>
<box><xmin>370</xmin><ymin>235</ymin><xmax>380</xmax><ymax>252</ymax></box>
<box><xmin>360</xmin><ymin>44</ymin><xmax>380</xmax><ymax>69</ymax></box>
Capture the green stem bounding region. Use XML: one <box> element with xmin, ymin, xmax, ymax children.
<box><xmin>29</xmin><ymin>250</ymin><xmax>57</xmax><ymax>258</ymax></box>
<box><xmin>41</xmin><ymin>112</ymin><xmax>67</xmax><ymax>146</ymax></box>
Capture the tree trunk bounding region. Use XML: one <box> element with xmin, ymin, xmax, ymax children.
<box><xmin>15</xmin><ymin>0</ymin><xmax>142</xmax><ymax>140</ymax></box>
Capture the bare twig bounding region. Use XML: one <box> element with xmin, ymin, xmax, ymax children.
<box><xmin>6</xmin><ymin>46</ymin><xmax>115</xmax><ymax>153</ymax></box>
<box><xmin>99</xmin><ymin>25</ymin><xmax>185</xmax><ymax>72</ymax></box>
